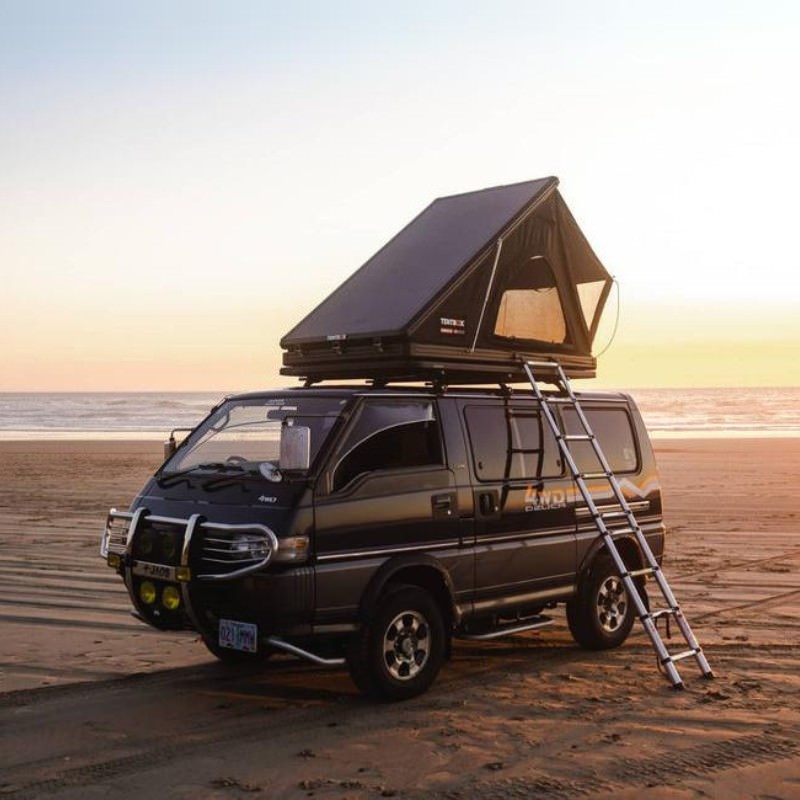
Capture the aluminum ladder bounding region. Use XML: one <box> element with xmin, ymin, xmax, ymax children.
<box><xmin>521</xmin><ymin>359</ymin><xmax>714</xmax><ymax>689</ymax></box>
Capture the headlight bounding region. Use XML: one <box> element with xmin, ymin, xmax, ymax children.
<box><xmin>231</xmin><ymin>538</ymin><xmax>268</xmax><ymax>559</ymax></box>
<box><xmin>197</xmin><ymin>524</ymin><xmax>280</xmax><ymax>578</ymax></box>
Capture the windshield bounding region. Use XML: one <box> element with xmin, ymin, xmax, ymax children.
<box><xmin>163</xmin><ymin>395</ymin><xmax>348</xmax><ymax>476</ymax></box>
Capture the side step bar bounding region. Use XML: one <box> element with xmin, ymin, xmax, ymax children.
<box><xmin>458</xmin><ymin>615</ymin><xmax>554</xmax><ymax>641</ymax></box>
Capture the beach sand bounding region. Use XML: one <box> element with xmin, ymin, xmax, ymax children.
<box><xmin>1</xmin><ymin>438</ymin><xmax>799</xmax><ymax>798</ymax></box>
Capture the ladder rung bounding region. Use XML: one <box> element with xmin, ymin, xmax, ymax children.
<box><xmin>663</xmin><ymin>648</ymin><xmax>701</xmax><ymax>665</ymax></box>
<box><xmin>543</xmin><ymin>397</ymin><xmax>573</xmax><ymax>405</ymax></box>
<box><xmin>562</xmin><ymin>434</ymin><xmax>593</xmax><ymax>441</ymax></box>
<box><xmin>581</xmin><ymin>471</ymin><xmax>610</xmax><ymax>480</ymax></box>
<box><xmin>525</xmin><ymin>360</ymin><xmax>561</xmax><ymax>369</ymax></box>
<box><xmin>628</xmin><ymin>566</ymin><xmax>656</xmax><ymax>578</ymax></box>
<box><xmin>649</xmin><ymin>608</ymin><xmax>677</xmax><ymax>620</ymax></box>
<box><xmin>601</xmin><ymin>510</ymin><xmax>628</xmax><ymax>519</ymax></box>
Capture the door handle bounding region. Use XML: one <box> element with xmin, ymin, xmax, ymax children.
<box><xmin>432</xmin><ymin>493</ymin><xmax>454</xmax><ymax>517</ymax></box>
<box><xmin>479</xmin><ymin>492</ymin><xmax>499</xmax><ymax>516</ymax></box>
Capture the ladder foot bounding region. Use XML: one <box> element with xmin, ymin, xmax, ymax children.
<box><xmin>670</xmin><ymin>682</ymin><xmax>685</xmax><ymax>691</ymax></box>
<box><xmin>703</xmin><ymin>671</ymin><xmax>715</xmax><ymax>680</ymax></box>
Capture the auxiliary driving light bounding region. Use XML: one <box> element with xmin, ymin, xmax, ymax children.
<box><xmin>138</xmin><ymin>531</ymin><xmax>155</xmax><ymax>557</ymax></box>
<box><xmin>160</xmin><ymin>533</ymin><xmax>177</xmax><ymax>561</ymax></box>
<box><xmin>106</xmin><ymin>553</ymin><xmax>121</xmax><ymax>569</ymax></box>
<box><xmin>139</xmin><ymin>580</ymin><xmax>157</xmax><ymax>605</ymax></box>
<box><xmin>162</xmin><ymin>585</ymin><xmax>181</xmax><ymax>611</ymax></box>
<box><xmin>176</xmin><ymin>566</ymin><xmax>191</xmax><ymax>582</ymax></box>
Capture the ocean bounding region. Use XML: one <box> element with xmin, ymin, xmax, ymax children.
<box><xmin>0</xmin><ymin>387</ymin><xmax>798</xmax><ymax>440</ymax></box>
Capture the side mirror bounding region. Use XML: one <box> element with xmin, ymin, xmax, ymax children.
<box><xmin>280</xmin><ymin>425</ymin><xmax>311</xmax><ymax>471</ymax></box>
<box><xmin>163</xmin><ymin>428</ymin><xmax>193</xmax><ymax>462</ymax></box>
<box><xmin>164</xmin><ymin>436</ymin><xmax>177</xmax><ymax>461</ymax></box>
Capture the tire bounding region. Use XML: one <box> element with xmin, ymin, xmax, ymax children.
<box><xmin>347</xmin><ymin>584</ymin><xmax>447</xmax><ymax>701</ymax></box>
<box><xmin>567</xmin><ymin>554</ymin><xmax>635</xmax><ymax>650</ymax></box>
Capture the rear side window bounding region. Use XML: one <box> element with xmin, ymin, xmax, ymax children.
<box><xmin>464</xmin><ymin>405</ymin><xmax>561</xmax><ymax>481</ymax></box>
<box><xmin>561</xmin><ymin>406</ymin><xmax>638</xmax><ymax>474</ymax></box>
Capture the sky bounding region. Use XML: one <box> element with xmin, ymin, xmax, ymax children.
<box><xmin>1</xmin><ymin>0</ymin><xmax>798</xmax><ymax>391</ymax></box>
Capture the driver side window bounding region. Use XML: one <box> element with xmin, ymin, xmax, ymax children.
<box><xmin>331</xmin><ymin>400</ymin><xmax>443</xmax><ymax>492</ymax></box>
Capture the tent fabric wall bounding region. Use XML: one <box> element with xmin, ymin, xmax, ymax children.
<box><xmin>281</xmin><ymin>178</ymin><xmax>612</xmax><ymax>383</ymax></box>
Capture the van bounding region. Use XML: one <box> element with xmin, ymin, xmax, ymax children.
<box><xmin>101</xmin><ymin>382</ymin><xmax>663</xmax><ymax>700</ymax></box>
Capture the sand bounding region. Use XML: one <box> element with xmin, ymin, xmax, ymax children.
<box><xmin>1</xmin><ymin>437</ymin><xmax>799</xmax><ymax>798</ymax></box>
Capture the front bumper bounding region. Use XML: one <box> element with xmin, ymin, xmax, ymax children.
<box><xmin>101</xmin><ymin>508</ymin><xmax>279</xmax><ymax>631</ymax></box>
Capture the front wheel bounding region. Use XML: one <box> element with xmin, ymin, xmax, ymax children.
<box><xmin>347</xmin><ymin>584</ymin><xmax>447</xmax><ymax>701</ymax></box>
<box><xmin>567</xmin><ymin>555</ymin><xmax>636</xmax><ymax>650</ymax></box>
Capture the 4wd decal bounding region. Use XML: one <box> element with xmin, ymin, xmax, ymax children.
<box><xmin>440</xmin><ymin>317</ymin><xmax>466</xmax><ymax>336</ymax></box>
<box><xmin>524</xmin><ymin>485</ymin><xmax>566</xmax><ymax>512</ymax></box>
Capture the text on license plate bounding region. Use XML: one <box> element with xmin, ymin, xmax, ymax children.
<box><xmin>219</xmin><ymin>619</ymin><xmax>258</xmax><ymax>653</ymax></box>
<box><xmin>132</xmin><ymin>561</ymin><xmax>176</xmax><ymax>581</ymax></box>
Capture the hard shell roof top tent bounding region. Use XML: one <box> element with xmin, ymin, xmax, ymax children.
<box><xmin>281</xmin><ymin>177</ymin><xmax>612</xmax><ymax>384</ymax></box>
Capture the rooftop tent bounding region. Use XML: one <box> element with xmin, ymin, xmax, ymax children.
<box><xmin>281</xmin><ymin>177</ymin><xmax>612</xmax><ymax>383</ymax></box>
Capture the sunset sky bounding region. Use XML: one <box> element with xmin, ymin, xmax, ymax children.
<box><xmin>2</xmin><ymin>1</ymin><xmax>798</xmax><ymax>391</ymax></box>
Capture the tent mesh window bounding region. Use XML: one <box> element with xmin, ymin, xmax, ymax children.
<box><xmin>576</xmin><ymin>279</ymin><xmax>607</xmax><ymax>334</ymax></box>
<box><xmin>493</xmin><ymin>258</ymin><xmax>567</xmax><ymax>344</ymax></box>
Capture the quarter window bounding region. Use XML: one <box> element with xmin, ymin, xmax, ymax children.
<box><xmin>562</xmin><ymin>406</ymin><xmax>638</xmax><ymax>473</ymax></box>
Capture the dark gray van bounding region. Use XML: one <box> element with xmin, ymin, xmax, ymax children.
<box><xmin>101</xmin><ymin>384</ymin><xmax>663</xmax><ymax>700</ymax></box>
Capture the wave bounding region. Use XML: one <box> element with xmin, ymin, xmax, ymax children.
<box><xmin>1</xmin><ymin>388</ymin><xmax>799</xmax><ymax>438</ymax></box>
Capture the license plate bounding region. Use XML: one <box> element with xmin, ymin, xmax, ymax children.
<box><xmin>218</xmin><ymin>619</ymin><xmax>258</xmax><ymax>653</ymax></box>
<box><xmin>132</xmin><ymin>561</ymin><xmax>176</xmax><ymax>581</ymax></box>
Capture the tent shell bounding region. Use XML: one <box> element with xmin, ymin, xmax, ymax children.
<box><xmin>281</xmin><ymin>177</ymin><xmax>611</xmax><ymax>384</ymax></box>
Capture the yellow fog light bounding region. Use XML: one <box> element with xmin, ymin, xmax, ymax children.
<box><xmin>139</xmin><ymin>580</ymin><xmax>157</xmax><ymax>605</ymax></box>
<box><xmin>176</xmin><ymin>566</ymin><xmax>191</xmax><ymax>582</ymax></box>
<box><xmin>107</xmin><ymin>553</ymin><xmax>121</xmax><ymax>569</ymax></box>
<box><xmin>162</xmin><ymin>585</ymin><xmax>181</xmax><ymax>611</ymax></box>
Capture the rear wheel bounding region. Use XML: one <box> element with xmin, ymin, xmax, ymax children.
<box><xmin>347</xmin><ymin>584</ymin><xmax>446</xmax><ymax>701</ymax></box>
<box><xmin>567</xmin><ymin>554</ymin><xmax>635</xmax><ymax>650</ymax></box>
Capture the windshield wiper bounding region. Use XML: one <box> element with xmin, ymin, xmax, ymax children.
<box><xmin>157</xmin><ymin>462</ymin><xmax>247</xmax><ymax>488</ymax></box>
<box><xmin>202</xmin><ymin>469</ymin><xmax>261</xmax><ymax>491</ymax></box>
